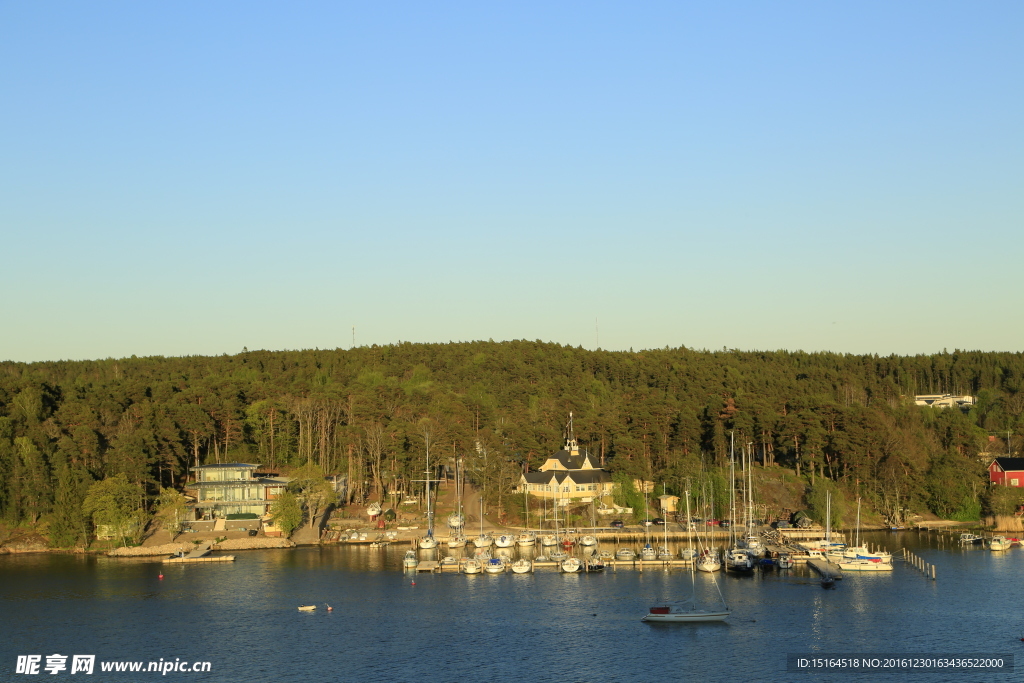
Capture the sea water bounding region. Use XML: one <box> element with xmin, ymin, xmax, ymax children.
<box><xmin>0</xmin><ymin>532</ymin><xmax>1018</xmax><ymax>682</ymax></box>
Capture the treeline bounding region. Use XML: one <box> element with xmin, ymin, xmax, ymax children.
<box><xmin>1</xmin><ymin>342</ymin><xmax>1022</xmax><ymax>544</ymax></box>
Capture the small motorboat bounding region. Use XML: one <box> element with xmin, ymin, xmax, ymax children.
<box><xmin>616</xmin><ymin>548</ymin><xmax>636</xmax><ymax>561</ymax></box>
<box><xmin>990</xmin><ymin>536</ymin><xmax>1012</xmax><ymax>551</ymax></box>
<box><xmin>578</xmin><ymin>535</ymin><xmax>597</xmax><ymax>547</ymax></box>
<box><xmin>777</xmin><ymin>554</ymin><xmax>794</xmax><ymax>569</ymax></box>
<box><xmin>462</xmin><ymin>559</ymin><xmax>482</xmax><ymax>574</ymax></box>
<box><xmin>402</xmin><ymin>550</ymin><xmax>418</xmax><ymax>569</ymax></box>
<box><xmin>298</xmin><ymin>605</ymin><xmax>317</xmax><ymax>612</ymax></box>
<box><xmin>585</xmin><ymin>559</ymin><xmax>605</xmax><ymax>572</ymax></box>
<box><xmin>548</xmin><ymin>548</ymin><xmax>568</xmax><ymax>561</ymax></box>
<box><xmin>484</xmin><ymin>557</ymin><xmax>506</xmax><ymax>574</ymax></box>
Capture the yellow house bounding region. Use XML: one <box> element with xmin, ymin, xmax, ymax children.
<box><xmin>518</xmin><ymin>428</ymin><xmax>615</xmax><ymax>505</ymax></box>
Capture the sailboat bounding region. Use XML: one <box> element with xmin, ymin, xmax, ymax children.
<box><xmin>473</xmin><ymin>496</ymin><xmax>493</xmax><ymax>548</ymax></box>
<box><xmin>643</xmin><ymin>490</ymin><xmax>730</xmax><ymax>622</ymax></box>
<box><xmin>725</xmin><ymin>440</ymin><xmax>754</xmax><ymax>573</ymax></box>
<box><xmin>417</xmin><ymin>436</ymin><xmax>439</xmax><ymax>550</ymax></box>
<box><xmin>446</xmin><ymin>456</ymin><xmax>467</xmax><ymax>548</ymax></box>
<box><xmin>639</xmin><ymin>486</ymin><xmax>657</xmax><ymax>560</ymax></box>
<box><xmin>517</xmin><ymin>489</ymin><xmax>537</xmax><ymax>546</ymax></box>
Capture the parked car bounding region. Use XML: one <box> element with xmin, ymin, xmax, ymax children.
<box><xmin>773</xmin><ymin>520</ymin><xmax>791</xmax><ymax>529</ymax></box>
<box><xmin>652</xmin><ymin>518</ymin><xmax>665</xmax><ymax>525</ymax></box>
<box><xmin>610</xmin><ymin>520</ymin><xmax>624</xmax><ymax>528</ymax></box>
<box><xmin>719</xmin><ymin>519</ymin><xmax>732</xmax><ymax>529</ymax></box>
<box><xmin>705</xmin><ymin>519</ymin><xmax>719</xmax><ymax>526</ymax></box>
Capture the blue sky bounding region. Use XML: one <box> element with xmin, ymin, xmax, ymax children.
<box><xmin>2</xmin><ymin>2</ymin><xmax>1021</xmax><ymax>362</ymax></box>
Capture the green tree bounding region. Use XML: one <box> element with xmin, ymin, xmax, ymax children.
<box><xmin>48</xmin><ymin>465</ymin><xmax>88</xmax><ymax>548</ymax></box>
<box><xmin>289</xmin><ymin>463</ymin><xmax>337</xmax><ymax>528</ymax></box>
<box><xmin>82</xmin><ymin>474</ymin><xmax>147</xmax><ymax>546</ymax></box>
<box><xmin>270</xmin><ymin>491</ymin><xmax>302</xmax><ymax>536</ymax></box>
<box><xmin>153</xmin><ymin>487</ymin><xmax>189</xmax><ymax>538</ymax></box>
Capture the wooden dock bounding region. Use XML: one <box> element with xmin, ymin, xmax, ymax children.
<box><xmin>163</xmin><ymin>555</ymin><xmax>235</xmax><ymax>563</ymax></box>
<box><xmin>807</xmin><ymin>558</ymin><xmax>843</xmax><ymax>579</ymax></box>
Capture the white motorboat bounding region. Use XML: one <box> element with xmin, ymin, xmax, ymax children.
<box><xmin>402</xmin><ymin>550</ymin><xmax>418</xmax><ymax>569</ymax></box>
<box><xmin>579</xmin><ymin>535</ymin><xmax>597</xmax><ymax>547</ymax></box>
<box><xmin>561</xmin><ymin>557</ymin><xmax>582</xmax><ymax>573</ymax></box>
<box><xmin>680</xmin><ymin>547</ymin><xmax>698</xmax><ymax>560</ymax></box>
<box><xmin>837</xmin><ymin>557</ymin><xmax>892</xmax><ymax>571</ymax></box>
<box><xmin>440</xmin><ymin>555</ymin><xmax>458</xmax><ymax>566</ymax></box>
<box><xmin>463</xmin><ymin>559</ymin><xmax>482</xmax><ymax>574</ymax></box>
<box><xmin>297</xmin><ymin>604</ymin><xmax>317</xmax><ymax>612</ymax></box>
<box><xmin>725</xmin><ymin>548</ymin><xmax>754</xmax><ymax>572</ymax></box>
<box><xmin>615</xmin><ymin>548</ymin><xmax>636</xmax><ymax>561</ymax></box>
<box><xmin>510</xmin><ymin>559</ymin><xmax>532</xmax><ymax>573</ymax></box>
<box><xmin>990</xmin><ymin>536</ymin><xmax>1012</xmax><ymax>551</ymax></box>
<box><xmin>777</xmin><ymin>553</ymin><xmax>795</xmax><ymax>569</ymax></box>
<box><xmin>539</xmin><ymin>534</ymin><xmax>557</xmax><ymax>547</ymax></box>
<box><xmin>495</xmin><ymin>534</ymin><xmax>516</xmax><ymax>548</ymax></box>
<box><xmin>598</xmin><ymin>549</ymin><xmax>614</xmax><ymax>561</ymax></box>
<box><xmin>484</xmin><ymin>557</ymin><xmax>506</xmax><ymax>574</ymax></box>
<box><xmin>960</xmin><ymin>533</ymin><xmax>984</xmax><ymax>545</ymax></box>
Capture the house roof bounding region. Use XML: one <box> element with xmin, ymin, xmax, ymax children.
<box><xmin>191</xmin><ymin>463</ymin><xmax>260</xmax><ymax>470</ymax></box>
<box><xmin>543</xmin><ymin>450</ymin><xmax>587</xmax><ymax>469</ymax></box>
<box><xmin>992</xmin><ymin>457</ymin><xmax>1024</xmax><ymax>472</ymax></box>
<box><xmin>521</xmin><ymin>469</ymin><xmax>612</xmax><ymax>485</ymax></box>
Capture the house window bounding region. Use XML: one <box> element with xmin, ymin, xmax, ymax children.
<box><xmin>1012</xmin><ymin>479</ymin><xmax>1019</xmax><ymax>486</ymax></box>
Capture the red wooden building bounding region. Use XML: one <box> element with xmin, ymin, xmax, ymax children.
<box><xmin>988</xmin><ymin>457</ymin><xmax>1024</xmax><ymax>487</ymax></box>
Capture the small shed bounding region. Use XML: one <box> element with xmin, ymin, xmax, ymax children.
<box><xmin>658</xmin><ymin>494</ymin><xmax>680</xmax><ymax>514</ymax></box>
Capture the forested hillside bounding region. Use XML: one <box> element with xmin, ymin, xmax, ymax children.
<box><xmin>2</xmin><ymin>342</ymin><xmax>1022</xmax><ymax>544</ymax></box>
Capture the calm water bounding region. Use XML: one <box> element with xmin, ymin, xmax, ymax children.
<box><xmin>0</xmin><ymin>532</ymin><xmax>1019</xmax><ymax>683</ymax></box>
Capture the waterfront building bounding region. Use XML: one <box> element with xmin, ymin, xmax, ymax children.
<box><xmin>517</xmin><ymin>422</ymin><xmax>615</xmax><ymax>505</ymax></box>
<box><xmin>185</xmin><ymin>463</ymin><xmax>291</xmax><ymax>521</ymax></box>
<box><xmin>988</xmin><ymin>457</ymin><xmax>1024</xmax><ymax>487</ymax></box>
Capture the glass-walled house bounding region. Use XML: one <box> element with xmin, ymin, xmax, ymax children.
<box><xmin>186</xmin><ymin>463</ymin><xmax>290</xmax><ymax>520</ymax></box>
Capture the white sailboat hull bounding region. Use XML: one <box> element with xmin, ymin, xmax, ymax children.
<box><xmin>642</xmin><ymin>608</ymin><xmax>731</xmax><ymax>623</ymax></box>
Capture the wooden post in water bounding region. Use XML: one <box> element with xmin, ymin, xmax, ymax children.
<box><xmin>931</xmin><ymin>564</ymin><xmax>936</xmax><ymax>580</ymax></box>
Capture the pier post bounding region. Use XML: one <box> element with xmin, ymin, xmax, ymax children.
<box><xmin>931</xmin><ymin>564</ymin><xmax>936</xmax><ymax>580</ymax></box>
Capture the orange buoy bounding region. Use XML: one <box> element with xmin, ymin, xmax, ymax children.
<box><xmin>158</xmin><ymin>574</ymin><xmax>164</xmax><ymax>580</ymax></box>
<box><xmin>411</xmin><ymin>581</ymin><xmax>416</xmax><ymax>586</ymax></box>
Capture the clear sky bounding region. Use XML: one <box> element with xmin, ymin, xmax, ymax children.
<box><xmin>2</xmin><ymin>2</ymin><xmax>1021</xmax><ymax>363</ymax></box>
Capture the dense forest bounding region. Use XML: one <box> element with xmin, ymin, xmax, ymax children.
<box><xmin>2</xmin><ymin>341</ymin><xmax>1023</xmax><ymax>545</ymax></box>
